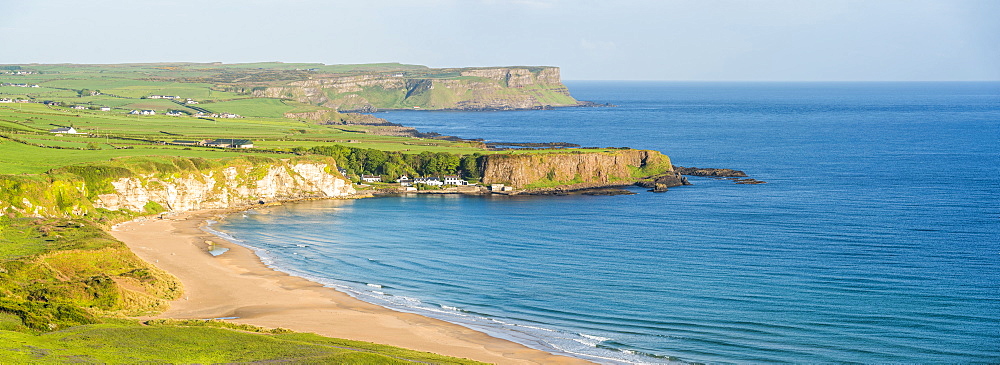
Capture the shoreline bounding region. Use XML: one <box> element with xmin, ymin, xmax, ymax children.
<box><xmin>110</xmin><ymin>207</ymin><xmax>591</xmax><ymax>365</ymax></box>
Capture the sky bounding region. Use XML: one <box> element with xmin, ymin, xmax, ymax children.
<box><xmin>1</xmin><ymin>0</ymin><xmax>998</xmax><ymax>81</ymax></box>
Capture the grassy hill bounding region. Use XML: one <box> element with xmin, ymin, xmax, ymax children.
<box><xmin>0</xmin><ymin>216</ymin><xmax>483</xmax><ymax>364</ymax></box>
<box><xmin>0</xmin><ymin>63</ymin><xmax>627</xmax><ymax>363</ymax></box>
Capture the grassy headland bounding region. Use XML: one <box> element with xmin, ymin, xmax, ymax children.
<box><xmin>0</xmin><ymin>62</ymin><xmax>668</xmax><ymax>363</ymax></box>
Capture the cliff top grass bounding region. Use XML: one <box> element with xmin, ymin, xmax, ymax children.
<box><xmin>0</xmin><ymin>62</ymin><xmax>584</xmax><ymax>174</ymax></box>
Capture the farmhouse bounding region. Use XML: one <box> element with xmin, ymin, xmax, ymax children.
<box><xmin>220</xmin><ymin>113</ymin><xmax>241</xmax><ymax>119</ymax></box>
<box><xmin>206</xmin><ymin>139</ymin><xmax>253</xmax><ymax>148</ymax></box>
<box><xmin>49</xmin><ymin>127</ymin><xmax>80</xmax><ymax>134</ymax></box>
<box><xmin>129</xmin><ymin>110</ymin><xmax>156</xmax><ymax>115</ymax></box>
<box><xmin>165</xmin><ymin>110</ymin><xmax>185</xmax><ymax>116</ymax></box>
<box><xmin>171</xmin><ymin>140</ymin><xmax>208</xmax><ymax>146</ymax></box>
<box><xmin>0</xmin><ymin>98</ymin><xmax>12</xmax><ymax>103</ymax></box>
<box><xmin>148</xmin><ymin>95</ymin><xmax>179</xmax><ymax>99</ymax></box>
<box><xmin>361</xmin><ymin>175</ymin><xmax>382</xmax><ymax>183</ymax></box>
<box><xmin>72</xmin><ymin>105</ymin><xmax>88</xmax><ymax>110</ymax></box>
<box><xmin>99</xmin><ymin>107</ymin><xmax>111</xmax><ymax>111</ymax></box>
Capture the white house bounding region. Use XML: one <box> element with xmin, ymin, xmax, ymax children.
<box><xmin>206</xmin><ymin>139</ymin><xmax>253</xmax><ymax>148</ymax></box>
<box><xmin>443</xmin><ymin>175</ymin><xmax>468</xmax><ymax>185</ymax></box>
<box><xmin>220</xmin><ymin>113</ymin><xmax>241</xmax><ymax>119</ymax></box>
<box><xmin>397</xmin><ymin>175</ymin><xmax>413</xmax><ymax>186</ymax></box>
<box><xmin>49</xmin><ymin>127</ymin><xmax>80</xmax><ymax>134</ymax></box>
<box><xmin>165</xmin><ymin>110</ymin><xmax>185</xmax><ymax>116</ymax></box>
<box><xmin>99</xmin><ymin>107</ymin><xmax>111</xmax><ymax>111</ymax></box>
<box><xmin>72</xmin><ymin>105</ymin><xmax>88</xmax><ymax>110</ymax></box>
<box><xmin>0</xmin><ymin>98</ymin><xmax>12</xmax><ymax>103</ymax></box>
<box><xmin>361</xmin><ymin>175</ymin><xmax>382</xmax><ymax>183</ymax></box>
<box><xmin>129</xmin><ymin>110</ymin><xmax>156</xmax><ymax>115</ymax></box>
<box><xmin>414</xmin><ymin>177</ymin><xmax>443</xmax><ymax>186</ymax></box>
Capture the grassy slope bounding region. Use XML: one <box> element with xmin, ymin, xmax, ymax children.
<box><xmin>198</xmin><ymin>97</ymin><xmax>323</xmax><ymax>117</ymax></box>
<box><xmin>0</xmin><ymin>217</ymin><xmax>482</xmax><ymax>364</ymax></box>
<box><xmin>0</xmin><ymin>322</ymin><xmax>483</xmax><ymax>364</ymax></box>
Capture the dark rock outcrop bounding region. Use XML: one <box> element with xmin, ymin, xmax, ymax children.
<box><xmin>674</xmin><ymin>166</ymin><xmax>767</xmax><ymax>184</ymax></box>
<box><xmin>674</xmin><ymin>166</ymin><xmax>748</xmax><ymax>178</ymax></box>
<box><xmin>634</xmin><ymin>172</ymin><xmax>691</xmax><ymax>192</ymax></box>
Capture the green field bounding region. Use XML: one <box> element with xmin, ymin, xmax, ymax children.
<box><xmin>0</xmin><ymin>322</ymin><xmax>484</xmax><ymax>364</ymax></box>
<box><xmin>199</xmin><ymin>97</ymin><xmax>322</xmax><ymax>117</ymax></box>
<box><xmin>0</xmin><ymin>138</ymin><xmax>286</xmax><ymax>174</ymax></box>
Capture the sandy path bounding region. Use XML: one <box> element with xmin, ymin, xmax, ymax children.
<box><xmin>110</xmin><ymin>210</ymin><xmax>591</xmax><ymax>365</ymax></box>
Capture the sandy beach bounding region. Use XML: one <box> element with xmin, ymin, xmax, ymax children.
<box><xmin>110</xmin><ymin>209</ymin><xmax>590</xmax><ymax>365</ymax></box>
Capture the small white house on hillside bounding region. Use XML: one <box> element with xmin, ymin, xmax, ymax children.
<box><xmin>49</xmin><ymin>127</ymin><xmax>81</xmax><ymax>134</ymax></box>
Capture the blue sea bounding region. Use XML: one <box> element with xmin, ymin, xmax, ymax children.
<box><xmin>212</xmin><ymin>82</ymin><xmax>1000</xmax><ymax>363</ymax></box>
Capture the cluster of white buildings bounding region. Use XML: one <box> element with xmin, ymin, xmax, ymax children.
<box><xmin>0</xmin><ymin>98</ymin><xmax>30</xmax><ymax>103</ymax></box>
<box><xmin>361</xmin><ymin>174</ymin><xmax>471</xmax><ymax>186</ymax></box>
<box><xmin>195</xmin><ymin>112</ymin><xmax>241</xmax><ymax>118</ymax></box>
<box><xmin>130</xmin><ymin>109</ymin><xmax>156</xmax><ymax>115</ymax></box>
<box><xmin>147</xmin><ymin>95</ymin><xmax>198</xmax><ymax>104</ymax></box>
<box><xmin>2</xmin><ymin>83</ymin><xmax>40</xmax><ymax>88</ymax></box>
<box><xmin>73</xmin><ymin>105</ymin><xmax>110</xmax><ymax>111</ymax></box>
<box><xmin>170</xmin><ymin>139</ymin><xmax>254</xmax><ymax>149</ymax></box>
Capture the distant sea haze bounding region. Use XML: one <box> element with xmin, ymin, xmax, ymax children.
<box><xmin>213</xmin><ymin>81</ymin><xmax>1000</xmax><ymax>364</ymax></box>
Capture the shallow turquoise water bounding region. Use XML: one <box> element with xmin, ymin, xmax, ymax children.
<box><xmin>214</xmin><ymin>82</ymin><xmax>1000</xmax><ymax>363</ymax></box>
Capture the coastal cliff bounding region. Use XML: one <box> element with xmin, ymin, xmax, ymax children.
<box><xmin>255</xmin><ymin>67</ymin><xmax>580</xmax><ymax>111</ymax></box>
<box><xmin>95</xmin><ymin>161</ymin><xmax>354</xmax><ymax>213</ymax></box>
<box><xmin>0</xmin><ymin>156</ymin><xmax>354</xmax><ymax>219</ymax></box>
<box><xmin>480</xmin><ymin>150</ymin><xmax>676</xmax><ymax>189</ymax></box>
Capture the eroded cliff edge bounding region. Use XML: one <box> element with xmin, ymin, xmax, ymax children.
<box><xmin>255</xmin><ymin>67</ymin><xmax>581</xmax><ymax>112</ymax></box>
<box><xmin>480</xmin><ymin>150</ymin><xmax>683</xmax><ymax>190</ymax></box>
<box><xmin>0</xmin><ymin>156</ymin><xmax>354</xmax><ymax>220</ymax></box>
<box><xmin>0</xmin><ymin>150</ymin><xmax>687</xmax><ymax>220</ymax></box>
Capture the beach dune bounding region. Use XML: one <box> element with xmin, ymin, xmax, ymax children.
<box><xmin>111</xmin><ymin>210</ymin><xmax>590</xmax><ymax>365</ymax></box>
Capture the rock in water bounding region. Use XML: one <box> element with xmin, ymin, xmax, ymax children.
<box><xmin>635</xmin><ymin>172</ymin><xmax>691</xmax><ymax>191</ymax></box>
<box><xmin>674</xmin><ymin>166</ymin><xmax>748</xmax><ymax>178</ymax></box>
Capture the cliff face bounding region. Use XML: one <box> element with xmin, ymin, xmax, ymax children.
<box><xmin>96</xmin><ymin>162</ymin><xmax>354</xmax><ymax>213</ymax></box>
<box><xmin>254</xmin><ymin>67</ymin><xmax>579</xmax><ymax>112</ymax></box>
<box><xmin>0</xmin><ymin>157</ymin><xmax>354</xmax><ymax>219</ymax></box>
<box><xmin>480</xmin><ymin>150</ymin><xmax>674</xmax><ymax>189</ymax></box>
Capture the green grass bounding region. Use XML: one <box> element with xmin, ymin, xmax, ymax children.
<box><xmin>0</xmin><ymin>138</ymin><xmax>285</xmax><ymax>175</ymax></box>
<box><xmin>0</xmin><ymin>216</ymin><xmax>182</xmax><ymax>321</ymax></box>
<box><xmin>0</xmin><ymin>322</ymin><xmax>485</xmax><ymax>364</ymax></box>
<box><xmin>198</xmin><ymin>98</ymin><xmax>322</xmax><ymax>117</ymax></box>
